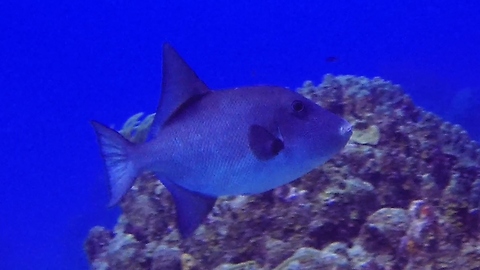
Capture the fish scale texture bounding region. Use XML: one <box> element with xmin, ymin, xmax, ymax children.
<box><xmin>85</xmin><ymin>75</ymin><xmax>480</xmax><ymax>270</ymax></box>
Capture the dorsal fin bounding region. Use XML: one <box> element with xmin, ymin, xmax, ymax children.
<box><xmin>149</xmin><ymin>43</ymin><xmax>210</xmax><ymax>139</ymax></box>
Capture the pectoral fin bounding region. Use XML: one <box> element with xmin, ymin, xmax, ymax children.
<box><xmin>248</xmin><ymin>124</ymin><xmax>285</xmax><ymax>160</ymax></box>
<box><xmin>161</xmin><ymin>178</ymin><xmax>217</xmax><ymax>238</ymax></box>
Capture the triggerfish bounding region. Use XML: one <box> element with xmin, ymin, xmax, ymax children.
<box><xmin>91</xmin><ymin>44</ymin><xmax>352</xmax><ymax>237</ymax></box>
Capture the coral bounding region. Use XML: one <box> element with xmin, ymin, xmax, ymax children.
<box><xmin>358</xmin><ymin>208</ymin><xmax>409</xmax><ymax>253</ymax></box>
<box><xmin>118</xmin><ymin>112</ymin><xmax>155</xmax><ymax>143</ymax></box>
<box><xmin>150</xmin><ymin>246</ymin><xmax>182</xmax><ymax>270</ymax></box>
<box><xmin>272</xmin><ymin>247</ymin><xmax>349</xmax><ymax>270</ymax></box>
<box><xmin>351</xmin><ymin>124</ymin><xmax>381</xmax><ymax>145</ymax></box>
<box><xmin>213</xmin><ymin>261</ymin><xmax>261</xmax><ymax>270</ymax></box>
<box><xmin>86</xmin><ymin>75</ymin><xmax>480</xmax><ymax>269</ymax></box>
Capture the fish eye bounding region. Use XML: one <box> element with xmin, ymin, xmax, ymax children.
<box><xmin>291</xmin><ymin>100</ymin><xmax>304</xmax><ymax>112</ymax></box>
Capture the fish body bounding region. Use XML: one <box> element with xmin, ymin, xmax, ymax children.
<box><xmin>92</xmin><ymin>44</ymin><xmax>352</xmax><ymax>237</ymax></box>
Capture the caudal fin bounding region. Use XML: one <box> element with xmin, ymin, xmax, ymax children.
<box><xmin>91</xmin><ymin>121</ymin><xmax>138</xmax><ymax>206</ymax></box>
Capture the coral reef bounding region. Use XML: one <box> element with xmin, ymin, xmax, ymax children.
<box><xmin>85</xmin><ymin>75</ymin><xmax>480</xmax><ymax>269</ymax></box>
<box><xmin>118</xmin><ymin>112</ymin><xmax>155</xmax><ymax>144</ymax></box>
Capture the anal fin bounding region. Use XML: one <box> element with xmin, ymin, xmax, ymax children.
<box><xmin>161</xmin><ymin>178</ymin><xmax>217</xmax><ymax>238</ymax></box>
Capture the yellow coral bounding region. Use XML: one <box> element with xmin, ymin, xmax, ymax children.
<box><xmin>181</xmin><ymin>253</ymin><xmax>196</xmax><ymax>270</ymax></box>
<box><xmin>351</xmin><ymin>125</ymin><xmax>380</xmax><ymax>145</ymax></box>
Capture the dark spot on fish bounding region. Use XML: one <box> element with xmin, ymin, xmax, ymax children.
<box><xmin>249</xmin><ymin>124</ymin><xmax>284</xmax><ymax>160</ymax></box>
<box><xmin>271</xmin><ymin>138</ymin><xmax>284</xmax><ymax>155</ymax></box>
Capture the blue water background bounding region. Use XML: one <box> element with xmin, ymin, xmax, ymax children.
<box><xmin>1</xmin><ymin>1</ymin><xmax>479</xmax><ymax>269</ymax></box>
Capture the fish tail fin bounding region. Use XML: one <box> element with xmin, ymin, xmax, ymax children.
<box><xmin>91</xmin><ymin>121</ymin><xmax>138</xmax><ymax>206</ymax></box>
